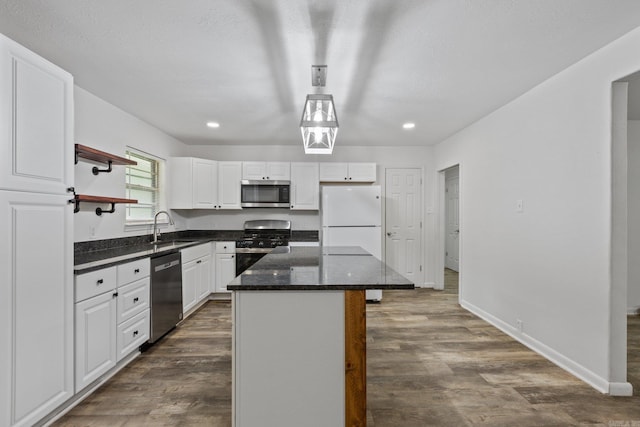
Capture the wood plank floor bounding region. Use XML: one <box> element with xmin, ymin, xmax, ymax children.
<box><xmin>54</xmin><ymin>274</ymin><xmax>640</xmax><ymax>426</ymax></box>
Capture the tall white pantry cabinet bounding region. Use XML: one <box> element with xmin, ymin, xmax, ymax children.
<box><xmin>0</xmin><ymin>34</ymin><xmax>75</xmax><ymax>427</ymax></box>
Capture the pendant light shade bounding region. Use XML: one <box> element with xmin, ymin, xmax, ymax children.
<box><xmin>300</xmin><ymin>94</ymin><xmax>338</xmax><ymax>154</ymax></box>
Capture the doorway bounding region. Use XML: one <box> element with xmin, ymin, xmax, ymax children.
<box><xmin>435</xmin><ymin>164</ymin><xmax>461</xmax><ymax>293</ymax></box>
<box><xmin>444</xmin><ymin>166</ymin><xmax>459</xmax><ymax>294</ymax></box>
<box><xmin>614</xmin><ymin>74</ymin><xmax>640</xmax><ymax>395</ymax></box>
<box><xmin>384</xmin><ymin>168</ymin><xmax>423</xmax><ymax>285</ymax></box>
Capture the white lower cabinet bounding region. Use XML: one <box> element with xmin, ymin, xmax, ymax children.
<box><xmin>182</xmin><ymin>258</ymin><xmax>200</xmax><ymax>313</ymax></box>
<box><xmin>0</xmin><ymin>190</ymin><xmax>75</xmax><ymax>427</ymax></box>
<box><xmin>215</xmin><ymin>254</ymin><xmax>236</xmax><ymax>292</ymax></box>
<box><xmin>74</xmin><ymin>291</ymin><xmax>118</xmax><ymax>392</ymax></box>
<box><xmin>181</xmin><ymin>243</ymin><xmax>213</xmax><ymax>315</ymax></box>
<box><xmin>117</xmin><ymin>310</ymin><xmax>150</xmax><ymax>361</ymax></box>
<box><xmin>74</xmin><ymin>259</ymin><xmax>150</xmax><ymax>392</ymax></box>
<box><xmin>215</xmin><ymin>241</ymin><xmax>236</xmax><ymax>293</ymax></box>
<box><xmin>116</xmin><ymin>277</ymin><xmax>150</xmax><ymax>324</ymax></box>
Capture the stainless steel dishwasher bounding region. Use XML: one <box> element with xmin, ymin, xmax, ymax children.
<box><xmin>149</xmin><ymin>251</ymin><xmax>183</xmax><ymax>343</ymax></box>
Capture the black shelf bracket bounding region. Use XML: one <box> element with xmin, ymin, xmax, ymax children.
<box><xmin>67</xmin><ymin>188</ymin><xmax>79</xmax><ymax>213</ymax></box>
<box><xmin>96</xmin><ymin>204</ymin><xmax>117</xmax><ymax>216</ymax></box>
<box><xmin>92</xmin><ymin>160</ymin><xmax>113</xmax><ymax>175</ymax></box>
<box><xmin>70</xmin><ymin>198</ymin><xmax>80</xmax><ymax>213</ymax></box>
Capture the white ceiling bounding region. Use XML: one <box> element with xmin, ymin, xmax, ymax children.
<box><xmin>1</xmin><ymin>0</ymin><xmax>640</xmax><ymax>147</ymax></box>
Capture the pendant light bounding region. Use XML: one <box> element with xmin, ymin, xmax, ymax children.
<box><xmin>300</xmin><ymin>66</ymin><xmax>338</xmax><ymax>154</ymax></box>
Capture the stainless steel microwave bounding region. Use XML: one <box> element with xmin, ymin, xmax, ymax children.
<box><xmin>240</xmin><ymin>180</ymin><xmax>291</xmax><ymax>208</ymax></box>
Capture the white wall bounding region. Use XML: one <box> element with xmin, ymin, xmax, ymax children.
<box><xmin>186</xmin><ymin>145</ymin><xmax>437</xmax><ymax>286</ymax></box>
<box><xmin>434</xmin><ymin>26</ymin><xmax>640</xmax><ymax>393</ymax></box>
<box><xmin>628</xmin><ymin>120</ymin><xmax>640</xmax><ymax>312</ymax></box>
<box><xmin>74</xmin><ymin>87</ymin><xmax>188</xmax><ymax>242</ymax></box>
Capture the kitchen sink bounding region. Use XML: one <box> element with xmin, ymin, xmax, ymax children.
<box><xmin>148</xmin><ymin>240</ymin><xmax>198</xmax><ymax>255</ymax></box>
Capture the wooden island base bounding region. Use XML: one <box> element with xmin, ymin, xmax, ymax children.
<box><xmin>345</xmin><ymin>290</ymin><xmax>366</xmax><ymax>427</ymax></box>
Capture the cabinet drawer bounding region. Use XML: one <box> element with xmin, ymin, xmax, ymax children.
<box><xmin>116</xmin><ymin>309</ymin><xmax>149</xmax><ymax>361</ymax></box>
<box><xmin>117</xmin><ymin>258</ymin><xmax>150</xmax><ymax>286</ymax></box>
<box><xmin>181</xmin><ymin>242</ymin><xmax>211</xmax><ymax>263</ymax></box>
<box><xmin>75</xmin><ymin>267</ymin><xmax>117</xmax><ymax>302</ymax></box>
<box><xmin>215</xmin><ymin>241</ymin><xmax>235</xmax><ymax>254</ymax></box>
<box><xmin>117</xmin><ymin>277</ymin><xmax>150</xmax><ymax>324</ymax></box>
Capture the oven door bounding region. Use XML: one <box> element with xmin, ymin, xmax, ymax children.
<box><xmin>235</xmin><ymin>248</ymin><xmax>273</xmax><ymax>275</ymax></box>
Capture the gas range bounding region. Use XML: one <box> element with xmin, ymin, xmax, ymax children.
<box><xmin>235</xmin><ymin>220</ymin><xmax>291</xmax><ymax>252</ymax></box>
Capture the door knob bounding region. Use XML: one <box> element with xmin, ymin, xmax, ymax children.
<box><xmin>386</xmin><ymin>232</ymin><xmax>394</xmax><ymax>237</ymax></box>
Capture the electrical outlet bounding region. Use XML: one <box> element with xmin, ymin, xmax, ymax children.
<box><xmin>516</xmin><ymin>319</ymin><xmax>523</xmax><ymax>333</ymax></box>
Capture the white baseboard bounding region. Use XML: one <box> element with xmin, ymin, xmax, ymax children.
<box><xmin>416</xmin><ymin>281</ymin><xmax>435</xmax><ymax>289</ymax></box>
<box><xmin>459</xmin><ymin>299</ymin><xmax>626</xmax><ymax>395</ymax></box>
<box><xmin>610</xmin><ymin>382</ymin><xmax>634</xmax><ymax>396</ymax></box>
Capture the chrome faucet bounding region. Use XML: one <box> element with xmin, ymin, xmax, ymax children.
<box><xmin>153</xmin><ymin>210</ymin><xmax>174</xmax><ymax>243</ymax></box>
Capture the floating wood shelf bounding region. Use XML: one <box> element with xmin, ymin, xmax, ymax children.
<box><xmin>75</xmin><ymin>144</ymin><xmax>137</xmax><ymax>174</ymax></box>
<box><xmin>71</xmin><ymin>194</ymin><xmax>138</xmax><ymax>216</ymax></box>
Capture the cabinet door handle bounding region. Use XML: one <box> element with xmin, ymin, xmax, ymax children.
<box><xmin>197</xmin><ymin>260</ymin><xmax>202</xmax><ymax>264</ymax></box>
<box><xmin>133</xmin><ymin>330</ymin><xmax>138</xmax><ymax>337</ymax></box>
<box><xmin>133</xmin><ymin>297</ymin><xmax>139</xmax><ymax>303</ymax></box>
<box><xmin>112</xmin><ymin>292</ymin><xmax>118</xmax><ymax>298</ymax></box>
<box><xmin>349</xmin><ymin>177</ymin><xmax>353</xmax><ymax>180</ymax></box>
<box><xmin>262</xmin><ymin>176</ymin><xmax>265</xmax><ymax>179</ymax></box>
<box><xmin>231</xmin><ymin>255</ymin><xmax>234</xmax><ymax>259</ymax></box>
<box><xmin>96</xmin><ymin>279</ymin><xmax>104</xmax><ymax>285</ymax></box>
<box><xmin>134</xmin><ymin>268</ymin><xmax>140</xmax><ymax>274</ymax></box>
<box><xmin>344</xmin><ymin>177</ymin><xmax>348</xmax><ymax>180</ymax></box>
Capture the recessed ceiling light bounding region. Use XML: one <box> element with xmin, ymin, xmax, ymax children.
<box><xmin>206</xmin><ymin>121</ymin><xmax>220</xmax><ymax>128</ymax></box>
<box><xmin>403</xmin><ymin>122</ymin><xmax>415</xmax><ymax>129</ymax></box>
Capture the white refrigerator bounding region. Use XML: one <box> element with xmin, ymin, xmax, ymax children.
<box><xmin>321</xmin><ymin>185</ymin><xmax>383</xmax><ymax>301</ymax></box>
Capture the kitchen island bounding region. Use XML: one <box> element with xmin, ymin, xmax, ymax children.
<box><xmin>227</xmin><ymin>246</ymin><xmax>414</xmax><ymax>427</ymax></box>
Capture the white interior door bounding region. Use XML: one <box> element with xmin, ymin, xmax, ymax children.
<box><xmin>385</xmin><ymin>168</ymin><xmax>422</xmax><ymax>284</ymax></box>
<box><xmin>445</xmin><ymin>168</ymin><xmax>460</xmax><ymax>271</ymax></box>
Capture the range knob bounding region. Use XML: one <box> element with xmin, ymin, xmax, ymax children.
<box><xmin>258</xmin><ymin>241</ymin><xmax>264</xmax><ymax>248</ymax></box>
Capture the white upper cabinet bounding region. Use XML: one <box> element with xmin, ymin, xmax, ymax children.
<box><xmin>193</xmin><ymin>158</ymin><xmax>218</xmax><ymax>209</ymax></box>
<box><xmin>0</xmin><ymin>34</ymin><xmax>74</xmax><ymax>195</ymax></box>
<box><xmin>168</xmin><ymin>157</ymin><xmax>217</xmax><ymax>209</ymax></box>
<box><xmin>218</xmin><ymin>161</ymin><xmax>242</xmax><ymax>209</ymax></box>
<box><xmin>242</xmin><ymin>162</ymin><xmax>290</xmax><ymax>181</ymax></box>
<box><xmin>169</xmin><ymin>158</ymin><xmax>241</xmax><ymax>210</ymax></box>
<box><xmin>319</xmin><ymin>163</ymin><xmax>377</xmax><ymax>182</ymax></box>
<box><xmin>290</xmin><ymin>162</ymin><xmax>319</xmax><ymax>210</ymax></box>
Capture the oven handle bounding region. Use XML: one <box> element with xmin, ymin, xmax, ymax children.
<box><xmin>235</xmin><ymin>248</ymin><xmax>276</xmax><ymax>254</ymax></box>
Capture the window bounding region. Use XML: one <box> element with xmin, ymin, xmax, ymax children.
<box><xmin>125</xmin><ymin>149</ymin><xmax>163</xmax><ymax>224</ymax></box>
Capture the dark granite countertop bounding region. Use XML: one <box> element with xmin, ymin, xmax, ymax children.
<box><xmin>74</xmin><ymin>239</ymin><xmax>209</xmax><ymax>274</ymax></box>
<box><xmin>74</xmin><ymin>230</ymin><xmax>244</xmax><ymax>274</ymax></box>
<box><xmin>74</xmin><ymin>229</ymin><xmax>319</xmax><ymax>275</ymax></box>
<box><xmin>227</xmin><ymin>246</ymin><xmax>414</xmax><ymax>291</ymax></box>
